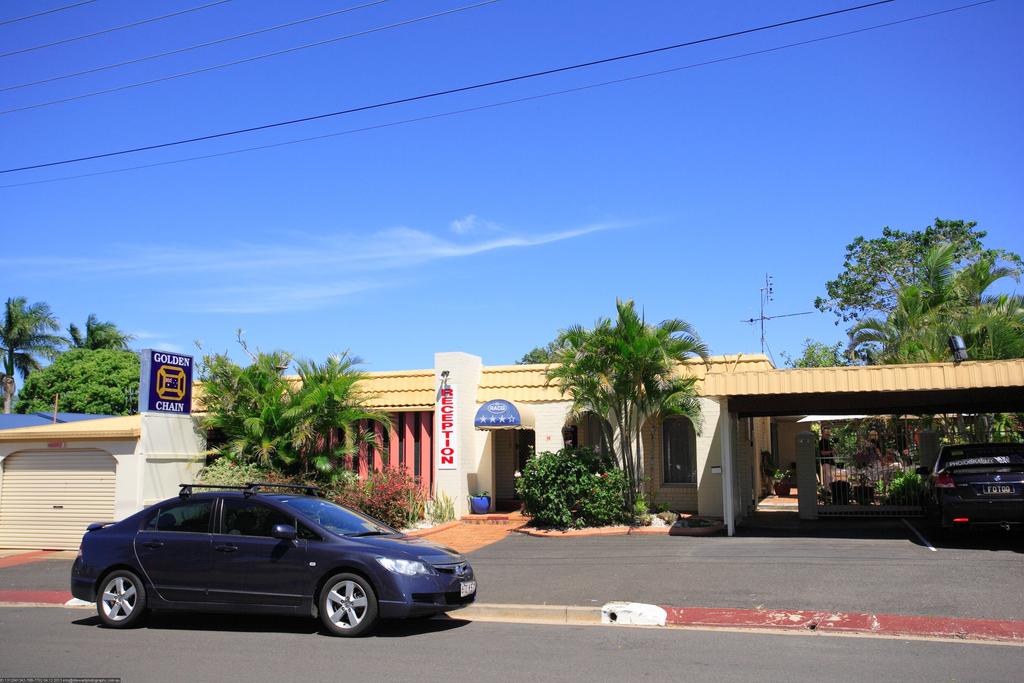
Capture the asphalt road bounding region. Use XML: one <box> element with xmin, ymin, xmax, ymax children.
<box><xmin>467</xmin><ymin>528</ymin><xmax>1024</xmax><ymax>619</ymax></box>
<box><xmin>0</xmin><ymin>607</ymin><xmax>1019</xmax><ymax>683</ymax></box>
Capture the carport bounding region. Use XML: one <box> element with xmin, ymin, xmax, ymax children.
<box><xmin>702</xmin><ymin>358</ymin><xmax>1024</xmax><ymax>535</ymax></box>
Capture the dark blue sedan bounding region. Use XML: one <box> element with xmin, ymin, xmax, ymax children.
<box><xmin>71</xmin><ymin>483</ymin><xmax>476</xmax><ymax>636</ymax></box>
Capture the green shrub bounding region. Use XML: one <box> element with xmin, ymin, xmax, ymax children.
<box><xmin>428</xmin><ymin>491</ymin><xmax>456</xmax><ymax>524</ymax></box>
<box><xmin>197</xmin><ymin>458</ymin><xmax>359</xmax><ymax>496</ymax></box>
<box><xmin>335</xmin><ymin>469</ymin><xmax>424</xmax><ymax>529</ymax></box>
<box><xmin>196</xmin><ymin>459</ymin><xmax>271</xmax><ymax>488</ymax></box>
<box><xmin>882</xmin><ymin>470</ymin><xmax>928</xmax><ymax>505</ymax></box>
<box><xmin>515</xmin><ymin>447</ymin><xmax>628</xmax><ymax>529</ymax></box>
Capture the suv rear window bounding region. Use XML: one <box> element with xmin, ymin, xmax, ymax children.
<box><xmin>937</xmin><ymin>445</ymin><xmax>1024</xmax><ymax>471</ymax></box>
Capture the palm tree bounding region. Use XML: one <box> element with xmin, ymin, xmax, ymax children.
<box><xmin>67</xmin><ymin>314</ymin><xmax>134</xmax><ymax>350</ymax></box>
<box><xmin>548</xmin><ymin>299</ymin><xmax>710</xmax><ymax>507</ymax></box>
<box><xmin>849</xmin><ymin>243</ymin><xmax>1023</xmax><ymax>364</ymax></box>
<box><xmin>284</xmin><ymin>353</ymin><xmax>390</xmax><ymax>479</ymax></box>
<box><xmin>1</xmin><ymin>297</ymin><xmax>64</xmax><ymax>413</ymax></box>
<box><xmin>199</xmin><ymin>350</ymin><xmax>299</xmax><ymax>469</ymax></box>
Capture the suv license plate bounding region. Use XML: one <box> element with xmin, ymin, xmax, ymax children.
<box><xmin>460</xmin><ymin>580</ymin><xmax>476</xmax><ymax>598</ymax></box>
<box><xmin>982</xmin><ymin>484</ymin><xmax>1013</xmax><ymax>495</ymax></box>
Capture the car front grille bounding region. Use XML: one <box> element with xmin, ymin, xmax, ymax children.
<box><xmin>432</xmin><ymin>562</ymin><xmax>469</xmax><ymax>576</ymax></box>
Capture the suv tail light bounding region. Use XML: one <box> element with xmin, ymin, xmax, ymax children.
<box><xmin>935</xmin><ymin>472</ymin><xmax>956</xmax><ymax>489</ymax></box>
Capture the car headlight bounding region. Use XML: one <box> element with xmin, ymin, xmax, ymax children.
<box><xmin>375</xmin><ymin>557</ymin><xmax>434</xmax><ymax>576</ymax></box>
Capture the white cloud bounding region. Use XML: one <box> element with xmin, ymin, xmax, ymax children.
<box><xmin>11</xmin><ymin>218</ymin><xmax>639</xmax><ymax>313</ymax></box>
<box><xmin>450</xmin><ymin>214</ymin><xmax>500</xmax><ymax>234</ymax></box>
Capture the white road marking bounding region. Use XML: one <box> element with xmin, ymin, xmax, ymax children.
<box><xmin>902</xmin><ymin>518</ymin><xmax>937</xmax><ymax>552</ymax></box>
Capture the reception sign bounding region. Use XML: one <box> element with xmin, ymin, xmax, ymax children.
<box><xmin>139</xmin><ymin>349</ymin><xmax>193</xmax><ymax>414</ymax></box>
<box><xmin>436</xmin><ymin>383</ymin><xmax>457</xmax><ymax>470</ymax></box>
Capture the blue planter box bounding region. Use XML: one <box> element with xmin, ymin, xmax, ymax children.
<box><xmin>469</xmin><ymin>496</ymin><xmax>491</xmax><ymax>515</ymax></box>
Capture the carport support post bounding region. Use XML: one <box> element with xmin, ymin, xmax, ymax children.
<box><xmin>918</xmin><ymin>429</ymin><xmax>939</xmax><ymax>471</ymax></box>
<box><xmin>720</xmin><ymin>401</ymin><xmax>736</xmax><ymax>537</ymax></box>
<box><xmin>796</xmin><ymin>431</ymin><xmax>818</xmax><ymax>520</ymax></box>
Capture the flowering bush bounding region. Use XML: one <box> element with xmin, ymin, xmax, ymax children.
<box><xmin>334</xmin><ymin>469</ymin><xmax>424</xmax><ymax>529</ymax></box>
<box><xmin>515</xmin><ymin>447</ymin><xmax>629</xmax><ymax>529</ymax></box>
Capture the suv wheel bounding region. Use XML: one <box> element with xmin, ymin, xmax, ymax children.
<box><xmin>96</xmin><ymin>569</ymin><xmax>147</xmax><ymax>628</ymax></box>
<box><xmin>319</xmin><ymin>573</ymin><xmax>378</xmax><ymax>637</ymax></box>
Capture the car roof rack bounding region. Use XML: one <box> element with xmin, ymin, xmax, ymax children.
<box><xmin>178</xmin><ymin>483</ymin><xmax>254</xmax><ymax>498</ymax></box>
<box><xmin>245</xmin><ymin>482</ymin><xmax>321</xmax><ymax>497</ymax></box>
<box><xmin>178</xmin><ymin>482</ymin><xmax>320</xmax><ymax>499</ymax></box>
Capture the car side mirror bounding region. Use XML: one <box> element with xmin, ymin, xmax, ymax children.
<box><xmin>271</xmin><ymin>524</ymin><xmax>297</xmax><ymax>540</ymax></box>
<box><xmin>915</xmin><ymin>466</ymin><xmax>930</xmax><ymax>476</ymax></box>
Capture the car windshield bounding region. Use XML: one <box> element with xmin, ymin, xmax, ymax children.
<box><xmin>277</xmin><ymin>497</ymin><xmax>397</xmax><ymax>537</ymax></box>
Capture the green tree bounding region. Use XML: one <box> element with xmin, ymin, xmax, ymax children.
<box><xmin>547</xmin><ymin>299</ymin><xmax>710</xmax><ymax>507</ymax></box>
<box><xmin>1</xmin><ymin>297</ymin><xmax>64</xmax><ymax>413</ymax></box>
<box><xmin>849</xmin><ymin>243</ymin><xmax>1024</xmax><ymax>363</ymax></box>
<box><xmin>516</xmin><ymin>340</ymin><xmax>563</xmax><ymax>365</ymax></box>
<box><xmin>284</xmin><ymin>353</ymin><xmax>389</xmax><ymax>479</ymax></box>
<box><xmin>815</xmin><ymin>219</ymin><xmax>1021</xmax><ymax>325</ymax></box>
<box><xmin>198</xmin><ymin>349</ymin><xmax>298</xmax><ymax>471</ymax></box>
<box><xmin>67</xmin><ymin>313</ymin><xmax>134</xmax><ymax>350</ymax></box>
<box><xmin>198</xmin><ymin>341</ymin><xmax>389</xmax><ymax>481</ymax></box>
<box><xmin>780</xmin><ymin>338</ymin><xmax>851</xmax><ymax>368</ymax></box>
<box><xmin>15</xmin><ymin>349</ymin><xmax>139</xmax><ymax>415</ymax></box>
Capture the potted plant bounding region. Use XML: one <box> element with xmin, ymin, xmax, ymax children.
<box><xmin>771</xmin><ymin>469</ymin><xmax>793</xmax><ymax>497</ymax></box>
<box><xmin>469</xmin><ymin>491</ymin><xmax>491</xmax><ymax>515</ymax></box>
<box><xmin>851</xmin><ymin>467</ymin><xmax>875</xmax><ymax>505</ymax></box>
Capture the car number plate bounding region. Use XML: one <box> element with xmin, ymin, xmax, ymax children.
<box><xmin>460</xmin><ymin>580</ymin><xmax>476</xmax><ymax>597</ymax></box>
<box><xmin>982</xmin><ymin>484</ymin><xmax>1013</xmax><ymax>495</ymax></box>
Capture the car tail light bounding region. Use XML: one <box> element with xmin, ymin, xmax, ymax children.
<box><xmin>935</xmin><ymin>472</ymin><xmax>956</xmax><ymax>488</ymax></box>
<box><xmin>953</xmin><ymin>517</ymin><xmax>970</xmax><ymax>523</ymax></box>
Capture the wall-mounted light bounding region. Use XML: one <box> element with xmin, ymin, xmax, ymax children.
<box><xmin>947</xmin><ymin>336</ymin><xmax>968</xmax><ymax>363</ymax></box>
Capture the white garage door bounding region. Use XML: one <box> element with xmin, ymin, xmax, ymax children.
<box><xmin>0</xmin><ymin>451</ymin><xmax>117</xmax><ymax>550</ymax></box>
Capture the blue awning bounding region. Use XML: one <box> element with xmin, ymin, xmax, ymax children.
<box><xmin>474</xmin><ymin>399</ymin><xmax>535</xmax><ymax>430</ymax></box>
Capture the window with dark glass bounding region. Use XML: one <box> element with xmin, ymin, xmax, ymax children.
<box><xmin>582</xmin><ymin>413</ymin><xmax>610</xmax><ymax>458</ymax></box>
<box><xmin>144</xmin><ymin>500</ymin><xmax>212</xmax><ymax>533</ymax></box>
<box><xmin>413</xmin><ymin>412</ymin><xmax>422</xmax><ymax>477</ymax></box>
<box><xmin>380</xmin><ymin>423</ymin><xmax>391</xmax><ymax>467</ymax></box>
<box><xmin>221</xmin><ymin>499</ymin><xmax>294</xmax><ymax>537</ymax></box>
<box><xmin>663</xmin><ymin>417</ymin><xmax>697</xmax><ymax>484</ymax></box>
<box><xmin>398</xmin><ymin>413</ymin><xmax>406</xmax><ymax>468</ymax></box>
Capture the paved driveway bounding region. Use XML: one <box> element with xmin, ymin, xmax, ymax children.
<box><xmin>467</xmin><ymin>526</ymin><xmax>1024</xmax><ymax>620</ymax></box>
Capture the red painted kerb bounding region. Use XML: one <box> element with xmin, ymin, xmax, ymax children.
<box><xmin>661</xmin><ymin>606</ymin><xmax>1024</xmax><ymax>643</ymax></box>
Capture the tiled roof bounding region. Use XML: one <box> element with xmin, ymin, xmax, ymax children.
<box><xmin>479</xmin><ymin>354</ymin><xmax>777</xmax><ymax>403</ymax></box>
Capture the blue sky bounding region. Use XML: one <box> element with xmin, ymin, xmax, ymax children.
<box><xmin>3</xmin><ymin>0</ymin><xmax>1022</xmax><ymax>371</ymax></box>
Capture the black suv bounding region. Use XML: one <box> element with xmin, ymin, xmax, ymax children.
<box><xmin>919</xmin><ymin>443</ymin><xmax>1024</xmax><ymax>532</ymax></box>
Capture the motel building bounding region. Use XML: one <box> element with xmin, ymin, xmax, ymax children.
<box><xmin>1</xmin><ymin>350</ymin><xmax>1023</xmax><ymax>549</ymax></box>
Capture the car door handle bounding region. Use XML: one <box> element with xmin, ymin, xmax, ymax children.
<box><xmin>142</xmin><ymin>540</ymin><xmax>164</xmax><ymax>549</ymax></box>
<box><xmin>214</xmin><ymin>544</ymin><xmax>239</xmax><ymax>553</ymax></box>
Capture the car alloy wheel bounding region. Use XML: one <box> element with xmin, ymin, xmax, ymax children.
<box><xmin>97</xmin><ymin>569</ymin><xmax>147</xmax><ymax>628</ymax></box>
<box><xmin>320</xmin><ymin>573</ymin><xmax>378</xmax><ymax>637</ymax></box>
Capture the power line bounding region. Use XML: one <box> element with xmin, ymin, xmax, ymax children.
<box><xmin>1</xmin><ymin>0</ymin><xmax>392</xmax><ymax>93</ymax></box>
<box><xmin>0</xmin><ymin>0</ymin><xmax>902</xmax><ymax>173</ymax></box>
<box><xmin>0</xmin><ymin>0</ymin><xmax>501</xmax><ymax>115</ymax></box>
<box><xmin>0</xmin><ymin>0</ymin><xmax>232</xmax><ymax>59</ymax></box>
<box><xmin>0</xmin><ymin>0</ymin><xmax>992</xmax><ymax>189</ymax></box>
<box><xmin>0</xmin><ymin>0</ymin><xmax>99</xmax><ymax>27</ymax></box>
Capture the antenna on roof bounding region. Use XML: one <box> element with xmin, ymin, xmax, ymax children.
<box><xmin>740</xmin><ymin>273</ymin><xmax>812</xmax><ymax>360</ymax></box>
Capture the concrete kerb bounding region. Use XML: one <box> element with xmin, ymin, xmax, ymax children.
<box><xmin>455</xmin><ymin>603</ymin><xmax>602</xmax><ymax>625</ymax></box>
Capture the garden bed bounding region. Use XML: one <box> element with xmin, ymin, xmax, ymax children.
<box><xmin>514</xmin><ymin>514</ymin><xmax>723</xmax><ymax>538</ymax></box>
